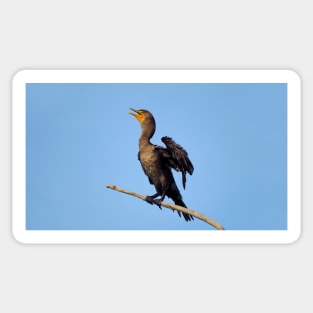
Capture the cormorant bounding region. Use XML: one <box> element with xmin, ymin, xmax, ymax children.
<box><xmin>129</xmin><ymin>108</ymin><xmax>194</xmax><ymax>221</ymax></box>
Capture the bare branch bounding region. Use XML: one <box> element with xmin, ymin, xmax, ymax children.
<box><xmin>106</xmin><ymin>184</ymin><xmax>225</xmax><ymax>230</ymax></box>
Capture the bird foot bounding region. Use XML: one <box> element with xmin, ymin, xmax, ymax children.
<box><xmin>145</xmin><ymin>196</ymin><xmax>154</xmax><ymax>205</ymax></box>
<box><xmin>145</xmin><ymin>196</ymin><xmax>162</xmax><ymax>209</ymax></box>
<box><xmin>153</xmin><ymin>199</ymin><xmax>162</xmax><ymax>209</ymax></box>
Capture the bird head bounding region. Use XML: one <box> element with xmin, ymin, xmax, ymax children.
<box><xmin>129</xmin><ymin>108</ymin><xmax>155</xmax><ymax>125</ymax></box>
<box><xmin>129</xmin><ymin>108</ymin><xmax>156</xmax><ymax>137</ymax></box>
<box><xmin>129</xmin><ymin>108</ymin><xmax>146</xmax><ymax>123</ymax></box>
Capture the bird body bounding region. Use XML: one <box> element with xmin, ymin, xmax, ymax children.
<box><xmin>129</xmin><ymin>108</ymin><xmax>194</xmax><ymax>221</ymax></box>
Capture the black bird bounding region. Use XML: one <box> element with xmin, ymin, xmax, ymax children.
<box><xmin>129</xmin><ymin>108</ymin><xmax>194</xmax><ymax>221</ymax></box>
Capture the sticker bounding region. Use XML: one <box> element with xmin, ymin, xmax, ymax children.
<box><xmin>12</xmin><ymin>70</ymin><xmax>301</xmax><ymax>243</ymax></box>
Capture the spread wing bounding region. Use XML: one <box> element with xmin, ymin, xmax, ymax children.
<box><xmin>160</xmin><ymin>136</ymin><xmax>194</xmax><ymax>189</ymax></box>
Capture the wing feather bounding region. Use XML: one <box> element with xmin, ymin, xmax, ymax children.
<box><xmin>160</xmin><ymin>136</ymin><xmax>194</xmax><ymax>189</ymax></box>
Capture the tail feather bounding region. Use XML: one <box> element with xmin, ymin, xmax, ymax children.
<box><xmin>174</xmin><ymin>198</ymin><xmax>194</xmax><ymax>222</ymax></box>
<box><xmin>167</xmin><ymin>180</ymin><xmax>194</xmax><ymax>222</ymax></box>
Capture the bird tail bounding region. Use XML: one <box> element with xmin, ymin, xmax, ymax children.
<box><xmin>174</xmin><ymin>198</ymin><xmax>194</xmax><ymax>222</ymax></box>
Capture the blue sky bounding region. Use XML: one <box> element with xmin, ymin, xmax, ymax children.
<box><xmin>26</xmin><ymin>83</ymin><xmax>287</xmax><ymax>230</ymax></box>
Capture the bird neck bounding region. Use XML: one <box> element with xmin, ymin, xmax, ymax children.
<box><xmin>139</xmin><ymin>122</ymin><xmax>155</xmax><ymax>148</ymax></box>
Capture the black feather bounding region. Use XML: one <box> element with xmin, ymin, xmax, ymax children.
<box><xmin>161</xmin><ymin>136</ymin><xmax>194</xmax><ymax>189</ymax></box>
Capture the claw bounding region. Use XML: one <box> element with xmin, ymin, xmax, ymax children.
<box><xmin>145</xmin><ymin>196</ymin><xmax>162</xmax><ymax>210</ymax></box>
<box><xmin>145</xmin><ymin>196</ymin><xmax>154</xmax><ymax>205</ymax></box>
<box><xmin>153</xmin><ymin>199</ymin><xmax>162</xmax><ymax>209</ymax></box>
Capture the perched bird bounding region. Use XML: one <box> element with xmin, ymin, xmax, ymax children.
<box><xmin>129</xmin><ymin>108</ymin><xmax>194</xmax><ymax>221</ymax></box>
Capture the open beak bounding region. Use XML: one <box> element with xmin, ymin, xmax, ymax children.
<box><xmin>129</xmin><ymin>108</ymin><xmax>144</xmax><ymax>122</ymax></box>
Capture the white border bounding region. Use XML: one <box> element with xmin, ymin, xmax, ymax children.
<box><xmin>12</xmin><ymin>70</ymin><xmax>301</xmax><ymax>244</ymax></box>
